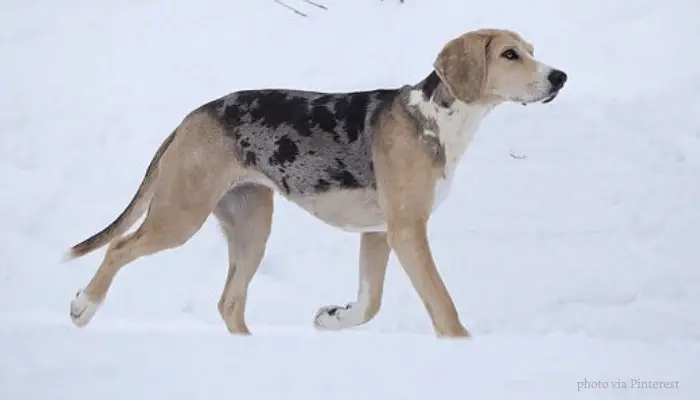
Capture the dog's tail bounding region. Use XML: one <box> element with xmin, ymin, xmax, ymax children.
<box><xmin>63</xmin><ymin>130</ymin><xmax>177</xmax><ymax>261</ymax></box>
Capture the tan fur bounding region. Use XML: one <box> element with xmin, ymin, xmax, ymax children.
<box><xmin>435</xmin><ymin>29</ymin><xmax>545</xmax><ymax>105</ymax></box>
<box><xmin>355</xmin><ymin>232</ymin><xmax>391</xmax><ymax>322</ymax></box>
<box><xmin>433</xmin><ymin>32</ymin><xmax>489</xmax><ymax>103</ymax></box>
<box><xmin>65</xmin><ymin>130</ymin><xmax>176</xmax><ymax>259</ymax></box>
<box><xmin>69</xmin><ymin>112</ymin><xmax>244</xmax><ymax>309</ymax></box>
<box><xmin>66</xmin><ymin>28</ymin><xmax>560</xmax><ymax>338</ymax></box>
<box><xmin>215</xmin><ymin>184</ymin><xmax>274</xmax><ymax>334</ymax></box>
<box><xmin>373</xmin><ymin>101</ymin><xmax>470</xmax><ymax>337</ymax></box>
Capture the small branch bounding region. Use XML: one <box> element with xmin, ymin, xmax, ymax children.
<box><xmin>302</xmin><ymin>0</ymin><xmax>328</xmax><ymax>10</ymax></box>
<box><xmin>274</xmin><ymin>0</ymin><xmax>308</xmax><ymax>17</ymax></box>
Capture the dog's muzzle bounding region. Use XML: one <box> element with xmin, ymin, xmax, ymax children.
<box><xmin>542</xmin><ymin>69</ymin><xmax>567</xmax><ymax>103</ymax></box>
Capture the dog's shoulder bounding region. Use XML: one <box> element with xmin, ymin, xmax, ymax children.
<box><xmin>371</xmin><ymin>83</ymin><xmax>446</xmax><ymax>166</ymax></box>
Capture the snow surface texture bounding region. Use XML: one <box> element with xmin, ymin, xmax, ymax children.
<box><xmin>2</xmin><ymin>0</ymin><xmax>699</xmax><ymax>398</ymax></box>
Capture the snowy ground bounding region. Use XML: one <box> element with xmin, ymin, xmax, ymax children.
<box><xmin>2</xmin><ymin>0</ymin><xmax>700</xmax><ymax>398</ymax></box>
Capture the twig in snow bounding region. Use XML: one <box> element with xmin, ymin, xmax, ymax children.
<box><xmin>274</xmin><ymin>0</ymin><xmax>308</xmax><ymax>17</ymax></box>
<box><xmin>302</xmin><ymin>0</ymin><xmax>328</xmax><ymax>10</ymax></box>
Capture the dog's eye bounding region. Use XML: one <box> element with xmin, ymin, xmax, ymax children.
<box><xmin>501</xmin><ymin>49</ymin><xmax>519</xmax><ymax>60</ymax></box>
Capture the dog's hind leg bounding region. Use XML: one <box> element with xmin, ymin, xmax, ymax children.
<box><xmin>214</xmin><ymin>184</ymin><xmax>274</xmax><ymax>335</ymax></box>
<box><xmin>69</xmin><ymin>190</ymin><xmax>216</xmax><ymax>327</ymax></box>
<box><xmin>313</xmin><ymin>231</ymin><xmax>390</xmax><ymax>331</ymax></box>
<box><xmin>69</xmin><ymin>112</ymin><xmax>237</xmax><ymax>327</ymax></box>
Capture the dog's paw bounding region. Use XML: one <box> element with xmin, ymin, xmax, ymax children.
<box><xmin>70</xmin><ymin>290</ymin><xmax>100</xmax><ymax>328</ymax></box>
<box><xmin>313</xmin><ymin>304</ymin><xmax>354</xmax><ymax>331</ymax></box>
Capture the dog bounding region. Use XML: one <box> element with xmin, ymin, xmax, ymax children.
<box><xmin>64</xmin><ymin>28</ymin><xmax>567</xmax><ymax>338</ymax></box>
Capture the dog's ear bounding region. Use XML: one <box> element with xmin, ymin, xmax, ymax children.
<box><xmin>433</xmin><ymin>32</ymin><xmax>490</xmax><ymax>103</ymax></box>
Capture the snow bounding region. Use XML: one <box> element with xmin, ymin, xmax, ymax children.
<box><xmin>2</xmin><ymin>0</ymin><xmax>700</xmax><ymax>398</ymax></box>
<box><xmin>3</xmin><ymin>321</ymin><xmax>697</xmax><ymax>400</ymax></box>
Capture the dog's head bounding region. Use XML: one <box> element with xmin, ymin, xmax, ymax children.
<box><xmin>433</xmin><ymin>28</ymin><xmax>567</xmax><ymax>105</ymax></box>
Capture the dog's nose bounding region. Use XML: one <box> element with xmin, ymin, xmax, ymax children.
<box><xmin>547</xmin><ymin>69</ymin><xmax>567</xmax><ymax>89</ymax></box>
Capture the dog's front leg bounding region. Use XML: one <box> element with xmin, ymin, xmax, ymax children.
<box><xmin>372</xmin><ymin>111</ymin><xmax>470</xmax><ymax>338</ymax></box>
<box><xmin>314</xmin><ymin>231</ymin><xmax>390</xmax><ymax>330</ymax></box>
<box><xmin>386</xmin><ymin>218</ymin><xmax>470</xmax><ymax>338</ymax></box>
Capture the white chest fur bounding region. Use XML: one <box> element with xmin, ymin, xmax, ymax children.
<box><xmin>408</xmin><ymin>90</ymin><xmax>491</xmax><ymax>212</ymax></box>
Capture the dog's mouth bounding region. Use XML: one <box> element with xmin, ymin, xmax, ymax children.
<box><xmin>521</xmin><ymin>90</ymin><xmax>559</xmax><ymax>106</ymax></box>
<box><xmin>541</xmin><ymin>91</ymin><xmax>558</xmax><ymax>104</ymax></box>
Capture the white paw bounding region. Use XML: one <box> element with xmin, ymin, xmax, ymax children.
<box><xmin>70</xmin><ymin>290</ymin><xmax>100</xmax><ymax>328</ymax></box>
<box><xmin>313</xmin><ymin>305</ymin><xmax>349</xmax><ymax>330</ymax></box>
<box><xmin>313</xmin><ymin>302</ymin><xmax>368</xmax><ymax>331</ymax></box>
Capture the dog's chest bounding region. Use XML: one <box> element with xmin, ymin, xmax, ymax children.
<box><xmin>410</xmin><ymin>91</ymin><xmax>490</xmax><ymax>211</ymax></box>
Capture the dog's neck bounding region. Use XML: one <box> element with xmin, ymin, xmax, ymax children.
<box><xmin>409</xmin><ymin>70</ymin><xmax>493</xmax><ymax>131</ymax></box>
<box><xmin>416</xmin><ymin>70</ymin><xmax>456</xmax><ymax>108</ymax></box>
<box><xmin>408</xmin><ymin>70</ymin><xmax>493</xmax><ymax>177</ymax></box>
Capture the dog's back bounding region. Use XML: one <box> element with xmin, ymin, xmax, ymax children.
<box><xmin>203</xmin><ymin>88</ymin><xmax>398</xmax><ymax>197</ymax></box>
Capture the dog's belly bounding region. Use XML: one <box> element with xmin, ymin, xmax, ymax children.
<box><xmin>284</xmin><ymin>176</ymin><xmax>454</xmax><ymax>233</ymax></box>
<box><xmin>289</xmin><ymin>188</ymin><xmax>387</xmax><ymax>232</ymax></box>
